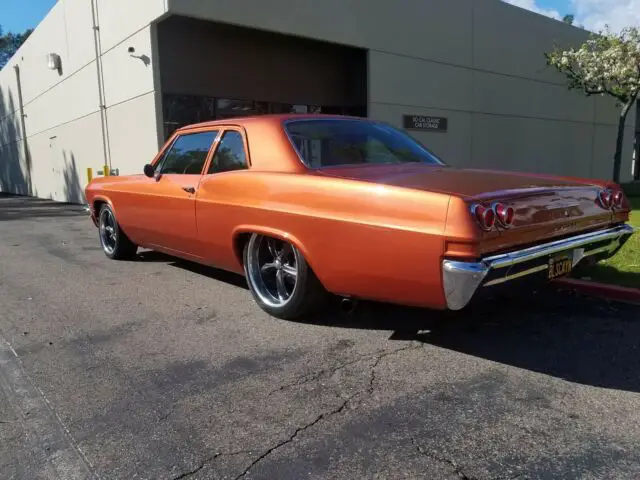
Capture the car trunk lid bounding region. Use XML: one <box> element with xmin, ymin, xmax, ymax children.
<box><xmin>314</xmin><ymin>163</ymin><xmax>615</xmax><ymax>254</ymax></box>
<box><xmin>313</xmin><ymin>164</ymin><xmax>594</xmax><ymax>197</ymax></box>
<box><xmin>466</xmin><ymin>185</ymin><xmax>613</xmax><ymax>255</ymax></box>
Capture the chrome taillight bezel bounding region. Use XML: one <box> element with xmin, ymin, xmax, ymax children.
<box><xmin>598</xmin><ymin>189</ymin><xmax>613</xmax><ymax>209</ymax></box>
<box><xmin>492</xmin><ymin>202</ymin><xmax>515</xmax><ymax>228</ymax></box>
<box><xmin>598</xmin><ymin>188</ymin><xmax>625</xmax><ymax>210</ymax></box>
<box><xmin>471</xmin><ymin>203</ymin><xmax>495</xmax><ymax>231</ymax></box>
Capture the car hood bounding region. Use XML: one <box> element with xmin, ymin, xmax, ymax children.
<box><xmin>313</xmin><ymin>164</ymin><xmax>596</xmax><ymax>199</ymax></box>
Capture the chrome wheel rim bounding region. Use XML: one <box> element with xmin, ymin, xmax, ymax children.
<box><xmin>247</xmin><ymin>235</ymin><xmax>299</xmax><ymax>308</ymax></box>
<box><xmin>99</xmin><ymin>208</ymin><xmax>117</xmax><ymax>255</ymax></box>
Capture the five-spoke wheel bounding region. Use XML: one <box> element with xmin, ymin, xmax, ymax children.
<box><xmin>244</xmin><ymin>233</ymin><xmax>327</xmax><ymax>319</ymax></box>
<box><xmin>98</xmin><ymin>204</ymin><xmax>137</xmax><ymax>260</ymax></box>
<box><xmin>99</xmin><ymin>207</ymin><xmax>118</xmax><ymax>255</ymax></box>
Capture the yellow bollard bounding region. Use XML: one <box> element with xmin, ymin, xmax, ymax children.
<box><xmin>87</xmin><ymin>167</ymin><xmax>93</xmax><ymax>184</ymax></box>
<box><xmin>103</xmin><ymin>165</ymin><xmax>109</xmax><ymax>177</ymax></box>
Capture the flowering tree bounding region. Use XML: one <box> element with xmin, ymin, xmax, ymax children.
<box><xmin>545</xmin><ymin>27</ymin><xmax>640</xmax><ymax>183</ymax></box>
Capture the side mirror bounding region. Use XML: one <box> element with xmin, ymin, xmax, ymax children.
<box><xmin>143</xmin><ymin>164</ymin><xmax>155</xmax><ymax>178</ymax></box>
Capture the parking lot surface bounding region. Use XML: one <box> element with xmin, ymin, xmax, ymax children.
<box><xmin>1</xmin><ymin>195</ymin><xmax>640</xmax><ymax>480</ymax></box>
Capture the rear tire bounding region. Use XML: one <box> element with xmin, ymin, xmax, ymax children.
<box><xmin>98</xmin><ymin>204</ymin><xmax>137</xmax><ymax>260</ymax></box>
<box><xmin>243</xmin><ymin>233</ymin><xmax>327</xmax><ymax>319</ymax></box>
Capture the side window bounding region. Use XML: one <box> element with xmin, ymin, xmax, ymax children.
<box><xmin>159</xmin><ymin>130</ymin><xmax>217</xmax><ymax>175</ymax></box>
<box><xmin>208</xmin><ymin>130</ymin><xmax>248</xmax><ymax>174</ymax></box>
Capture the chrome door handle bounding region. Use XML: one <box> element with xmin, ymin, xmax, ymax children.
<box><xmin>182</xmin><ymin>186</ymin><xmax>196</xmax><ymax>194</ymax></box>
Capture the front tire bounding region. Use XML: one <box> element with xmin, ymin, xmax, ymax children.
<box><xmin>98</xmin><ymin>204</ymin><xmax>137</xmax><ymax>260</ymax></box>
<box><xmin>243</xmin><ymin>234</ymin><xmax>327</xmax><ymax>319</ymax></box>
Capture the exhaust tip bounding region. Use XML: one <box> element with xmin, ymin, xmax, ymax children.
<box><xmin>340</xmin><ymin>297</ymin><xmax>358</xmax><ymax>315</ymax></box>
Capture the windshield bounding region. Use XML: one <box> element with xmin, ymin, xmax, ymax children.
<box><xmin>284</xmin><ymin>119</ymin><xmax>445</xmax><ymax>168</ymax></box>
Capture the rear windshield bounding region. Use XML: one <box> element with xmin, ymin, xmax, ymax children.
<box><xmin>284</xmin><ymin>118</ymin><xmax>444</xmax><ymax>168</ymax></box>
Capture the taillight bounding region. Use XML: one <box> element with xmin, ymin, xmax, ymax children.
<box><xmin>598</xmin><ymin>188</ymin><xmax>625</xmax><ymax>210</ymax></box>
<box><xmin>471</xmin><ymin>204</ymin><xmax>496</xmax><ymax>230</ymax></box>
<box><xmin>598</xmin><ymin>189</ymin><xmax>613</xmax><ymax>209</ymax></box>
<box><xmin>613</xmin><ymin>190</ymin><xmax>625</xmax><ymax>208</ymax></box>
<box><xmin>494</xmin><ymin>203</ymin><xmax>515</xmax><ymax>227</ymax></box>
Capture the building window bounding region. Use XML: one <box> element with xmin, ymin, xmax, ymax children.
<box><xmin>163</xmin><ymin>94</ymin><xmax>216</xmax><ymax>140</ymax></box>
<box><xmin>162</xmin><ymin>94</ymin><xmax>367</xmax><ymax>140</ymax></box>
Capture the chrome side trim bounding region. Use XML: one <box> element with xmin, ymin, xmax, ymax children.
<box><xmin>442</xmin><ymin>224</ymin><xmax>635</xmax><ymax>310</ymax></box>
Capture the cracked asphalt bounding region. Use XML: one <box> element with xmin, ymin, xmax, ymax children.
<box><xmin>1</xmin><ymin>195</ymin><xmax>640</xmax><ymax>480</ymax></box>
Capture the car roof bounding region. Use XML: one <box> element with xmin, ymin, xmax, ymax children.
<box><xmin>173</xmin><ymin>114</ymin><xmax>373</xmax><ymax>174</ymax></box>
<box><xmin>176</xmin><ymin>113</ymin><xmax>366</xmax><ymax>132</ymax></box>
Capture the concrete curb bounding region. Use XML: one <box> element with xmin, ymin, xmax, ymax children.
<box><xmin>556</xmin><ymin>278</ymin><xmax>640</xmax><ymax>305</ymax></box>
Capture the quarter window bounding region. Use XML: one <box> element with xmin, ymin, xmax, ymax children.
<box><xmin>208</xmin><ymin>130</ymin><xmax>248</xmax><ymax>174</ymax></box>
<box><xmin>158</xmin><ymin>131</ymin><xmax>218</xmax><ymax>175</ymax></box>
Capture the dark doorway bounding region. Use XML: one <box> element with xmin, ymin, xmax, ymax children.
<box><xmin>157</xmin><ymin>16</ymin><xmax>367</xmax><ymax>139</ymax></box>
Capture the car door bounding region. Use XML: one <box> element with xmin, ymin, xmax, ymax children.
<box><xmin>195</xmin><ymin>127</ymin><xmax>251</xmax><ymax>269</ymax></box>
<box><xmin>135</xmin><ymin>129</ymin><xmax>220</xmax><ymax>257</ymax></box>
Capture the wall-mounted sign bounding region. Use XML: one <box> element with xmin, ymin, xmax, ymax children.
<box><xmin>403</xmin><ymin>115</ymin><xmax>448</xmax><ymax>132</ymax></box>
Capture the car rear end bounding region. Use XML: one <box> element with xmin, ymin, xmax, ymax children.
<box><xmin>441</xmin><ymin>183</ymin><xmax>635</xmax><ymax>310</ymax></box>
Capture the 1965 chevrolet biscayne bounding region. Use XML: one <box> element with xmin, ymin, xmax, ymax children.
<box><xmin>85</xmin><ymin>114</ymin><xmax>634</xmax><ymax>319</ymax></box>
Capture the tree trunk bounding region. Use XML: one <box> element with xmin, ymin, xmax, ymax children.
<box><xmin>613</xmin><ymin>109</ymin><xmax>627</xmax><ymax>183</ymax></box>
<box><xmin>613</xmin><ymin>100</ymin><xmax>635</xmax><ymax>183</ymax></box>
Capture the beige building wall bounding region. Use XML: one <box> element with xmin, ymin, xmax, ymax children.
<box><xmin>169</xmin><ymin>0</ymin><xmax>635</xmax><ymax>182</ymax></box>
<box><xmin>1</xmin><ymin>0</ymin><xmax>637</xmax><ymax>203</ymax></box>
<box><xmin>0</xmin><ymin>0</ymin><xmax>167</xmax><ymax>202</ymax></box>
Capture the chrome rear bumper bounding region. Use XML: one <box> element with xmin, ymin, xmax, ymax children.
<box><xmin>442</xmin><ymin>224</ymin><xmax>635</xmax><ymax>310</ymax></box>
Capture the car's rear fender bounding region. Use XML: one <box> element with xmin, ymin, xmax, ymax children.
<box><xmin>196</xmin><ymin>173</ymin><xmax>453</xmax><ymax>309</ymax></box>
<box><xmin>230</xmin><ymin>226</ymin><xmax>313</xmax><ymax>274</ymax></box>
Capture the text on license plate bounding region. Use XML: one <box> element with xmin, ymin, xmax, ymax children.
<box><xmin>548</xmin><ymin>254</ymin><xmax>573</xmax><ymax>280</ymax></box>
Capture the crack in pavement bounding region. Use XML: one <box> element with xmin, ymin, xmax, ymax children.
<box><xmin>270</xmin><ymin>344</ymin><xmax>422</xmax><ymax>395</ymax></box>
<box><xmin>366</xmin><ymin>346</ymin><xmax>414</xmax><ymax>396</ymax></box>
<box><xmin>171</xmin><ymin>450</ymin><xmax>250</xmax><ymax>480</ymax></box>
<box><xmin>158</xmin><ymin>405</ymin><xmax>175</xmax><ymax>422</ymax></box>
<box><xmin>235</xmin><ymin>343</ymin><xmax>421</xmax><ymax>479</ymax></box>
<box><xmin>411</xmin><ymin>437</ymin><xmax>479</xmax><ymax>480</ymax></box>
<box><xmin>233</xmin><ymin>393</ymin><xmax>357</xmax><ymax>480</ymax></box>
<box><xmin>268</xmin><ymin>352</ymin><xmax>380</xmax><ymax>394</ymax></box>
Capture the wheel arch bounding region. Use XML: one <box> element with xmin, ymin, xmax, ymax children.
<box><xmin>92</xmin><ymin>195</ymin><xmax>116</xmax><ymax>217</ymax></box>
<box><xmin>231</xmin><ymin>226</ymin><xmax>319</xmax><ymax>277</ymax></box>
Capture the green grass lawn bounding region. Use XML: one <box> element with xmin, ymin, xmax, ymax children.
<box><xmin>575</xmin><ymin>197</ymin><xmax>640</xmax><ymax>288</ymax></box>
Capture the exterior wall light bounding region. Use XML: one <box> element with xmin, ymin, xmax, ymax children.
<box><xmin>47</xmin><ymin>53</ymin><xmax>62</xmax><ymax>71</ymax></box>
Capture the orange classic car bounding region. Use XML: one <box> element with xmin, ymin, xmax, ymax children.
<box><xmin>85</xmin><ymin>114</ymin><xmax>634</xmax><ymax>319</ymax></box>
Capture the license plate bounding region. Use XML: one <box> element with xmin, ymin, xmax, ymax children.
<box><xmin>548</xmin><ymin>253</ymin><xmax>573</xmax><ymax>280</ymax></box>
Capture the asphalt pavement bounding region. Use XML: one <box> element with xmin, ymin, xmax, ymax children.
<box><xmin>1</xmin><ymin>195</ymin><xmax>640</xmax><ymax>480</ymax></box>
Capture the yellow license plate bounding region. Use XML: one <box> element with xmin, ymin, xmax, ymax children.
<box><xmin>548</xmin><ymin>254</ymin><xmax>573</xmax><ymax>280</ymax></box>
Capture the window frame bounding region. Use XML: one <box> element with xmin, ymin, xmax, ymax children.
<box><xmin>204</xmin><ymin>126</ymin><xmax>251</xmax><ymax>175</ymax></box>
<box><xmin>151</xmin><ymin>127</ymin><xmax>222</xmax><ymax>176</ymax></box>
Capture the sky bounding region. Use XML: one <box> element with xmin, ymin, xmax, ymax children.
<box><xmin>0</xmin><ymin>0</ymin><xmax>639</xmax><ymax>35</ymax></box>
<box><xmin>504</xmin><ymin>0</ymin><xmax>640</xmax><ymax>31</ymax></box>
<box><xmin>0</xmin><ymin>0</ymin><xmax>55</xmax><ymax>33</ymax></box>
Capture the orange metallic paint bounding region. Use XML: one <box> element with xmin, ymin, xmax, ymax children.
<box><xmin>85</xmin><ymin>114</ymin><xmax>631</xmax><ymax>310</ymax></box>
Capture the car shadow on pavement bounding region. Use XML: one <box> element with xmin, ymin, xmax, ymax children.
<box><xmin>310</xmin><ymin>287</ymin><xmax>640</xmax><ymax>393</ymax></box>
<box><xmin>135</xmin><ymin>250</ymin><xmax>250</xmax><ymax>290</ymax></box>
<box><xmin>136</xmin><ymin>249</ymin><xmax>640</xmax><ymax>393</ymax></box>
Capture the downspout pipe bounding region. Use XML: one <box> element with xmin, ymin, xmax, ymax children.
<box><xmin>90</xmin><ymin>0</ymin><xmax>111</xmax><ymax>171</ymax></box>
<box><xmin>13</xmin><ymin>64</ymin><xmax>33</xmax><ymax>195</ymax></box>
